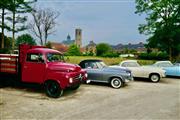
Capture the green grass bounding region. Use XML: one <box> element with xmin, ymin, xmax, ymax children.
<box><xmin>64</xmin><ymin>56</ymin><xmax>156</xmax><ymax>65</ymax></box>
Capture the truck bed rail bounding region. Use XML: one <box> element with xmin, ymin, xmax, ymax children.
<box><xmin>0</xmin><ymin>54</ymin><xmax>18</xmax><ymax>74</ymax></box>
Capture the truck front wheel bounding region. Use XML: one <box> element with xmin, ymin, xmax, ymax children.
<box><xmin>45</xmin><ymin>81</ymin><xmax>63</xmax><ymax>98</ymax></box>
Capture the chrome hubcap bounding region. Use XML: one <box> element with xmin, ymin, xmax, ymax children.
<box><xmin>151</xmin><ymin>75</ymin><xmax>158</xmax><ymax>82</ymax></box>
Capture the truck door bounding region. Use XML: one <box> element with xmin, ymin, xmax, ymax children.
<box><xmin>22</xmin><ymin>53</ymin><xmax>46</xmax><ymax>83</ymax></box>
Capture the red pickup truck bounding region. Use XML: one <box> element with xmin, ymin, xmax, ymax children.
<box><xmin>0</xmin><ymin>44</ymin><xmax>87</xmax><ymax>98</ymax></box>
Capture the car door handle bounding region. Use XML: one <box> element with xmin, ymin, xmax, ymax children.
<box><xmin>24</xmin><ymin>66</ymin><xmax>28</xmax><ymax>69</ymax></box>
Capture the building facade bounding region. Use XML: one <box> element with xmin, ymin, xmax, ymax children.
<box><xmin>86</xmin><ymin>40</ymin><xmax>96</xmax><ymax>55</ymax></box>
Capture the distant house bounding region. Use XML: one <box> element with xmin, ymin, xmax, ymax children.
<box><xmin>51</xmin><ymin>42</ymin><xmax>68</xmax><ymax>53</ymax></box>
<box><xmin>85</xmin><ymin>41</ymin><xmax>96</xmax><ymax>54</ymax></box>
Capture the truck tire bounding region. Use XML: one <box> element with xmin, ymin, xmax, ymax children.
<box><xmin>70</xmin><ymin>84</ymin><xmax>80</xmax><ymax>90</ymax></box>
<box><xmin>149</xmin><ymin>73</ymin><xmax>160</xmax><ymax>83</ymax></box>
<box><xmin>45</xmin><ymin>81</ymin><xmax>63</xmax><ymax>98</ymax></box>
<box><xmin>110</xmin><ymin>77</ymin><xmax>123</xmax><ymax>89</ymax></box>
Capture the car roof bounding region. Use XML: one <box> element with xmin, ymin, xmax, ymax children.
<box><xmin>79</xmin><ymin>59</ymin><xmax>103</xmax><ymax>68</ymax></box>
<box><xmin>120</xmin><ymin>60</ymin><xmax>137</xmax><ymax>63</ymax></box>
<box><xmin>80</xmin><ymin>59</ymin><xmax>102</xmax><ymax>63</ymax></box>
<box><xmin>119</xmin><ymin>60</ymin><xmax>139</xmax><ymax>66</ymax></box>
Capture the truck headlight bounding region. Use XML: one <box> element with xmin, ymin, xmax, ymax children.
<box><xmin>69</xmin><ymin>78</ymin><xmax>73</xmax><ymax>83</ymax></box>
<box><xmin>65</xmin><ymin>75</ymin><xmax>69</xmax><ymax>78</ymax></box>
<box><xmin>85</xmin><ymin>73</ymin><xmax>88</xmax><ymax>78</ymax></box>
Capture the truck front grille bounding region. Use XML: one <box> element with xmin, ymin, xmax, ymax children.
<box><xmin>73</xmin><ymin>74</ymin><xmax>83</xmax><ymax>81</ymax></box>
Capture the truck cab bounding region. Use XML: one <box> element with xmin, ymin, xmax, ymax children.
<box><xmin>0</xmin><ymin>45</ymin><xmax>87</xmax><ymax>98</ymax></box>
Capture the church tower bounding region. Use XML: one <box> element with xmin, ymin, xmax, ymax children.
<box><xmin>75</xmin><ymin>28</ymin><xmax>82</xmax><ymax>48</ymax></box>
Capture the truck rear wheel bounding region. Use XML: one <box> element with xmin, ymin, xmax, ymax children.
<box><xmin>45</xmin><ymin>81</ymin><xmax>63</xmax><ymax>98</ymax></box>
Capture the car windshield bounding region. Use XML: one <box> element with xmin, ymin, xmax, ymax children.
<box><xmin>122</xmin><ymin>62</ymin><xmax>140</xmax><ymax>67</ymax></box>
<box><xmin>47</xmin><ymin>53</ymin><xmax>64</xmax><ymax>62</ymax></box>
<box><xmin>97</xmin><ymin>62</ymin><xmax>107</xmax><ymax>69</ymax></box>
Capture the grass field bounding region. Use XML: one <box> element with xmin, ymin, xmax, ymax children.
<box><xmin>65</xmin><ymin>56</ymin><xmax>156</xmax><ymax>65</ymax></box>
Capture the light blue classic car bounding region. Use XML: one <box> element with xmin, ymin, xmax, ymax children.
<box><xmin>153</xmin><ymin>61</ymin><xmax>180</xmax><ymax>77</ymax></box>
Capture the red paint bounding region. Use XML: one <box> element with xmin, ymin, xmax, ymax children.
<box><xmin>0</xmin><ymin>44</ymin><xmax>87</xmax><ymax>90</ymax></box>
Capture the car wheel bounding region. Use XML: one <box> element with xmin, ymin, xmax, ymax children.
<box><xmin>110</xmin><ymin>78</ymin><xmax>123</xmax><ymax>89</ymax></box>
<box><xmin>70</xmin><ymin>84</ymin><xmax>80</xmax><ymax>90</ymax></box>
<box><xmin>149</xmin><ymin>74</ymin><xmax>160</xmax><ymax>83</ymax></box>
<box><xmin>45</xmin><ymin>81</ymin><xmax>63</xmax><ymax>98</ymax></box>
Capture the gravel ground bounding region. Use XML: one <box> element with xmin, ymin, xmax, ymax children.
<box><xmin>0</xmin><ymin>78</ymin><xmax>180</xmax><ymax>120</ymax></box>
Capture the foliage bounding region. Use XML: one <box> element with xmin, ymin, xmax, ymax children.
<box><xmin>6</xmin><ymin>0</ymin><xmax>36</xmax><ymax>48</ymax></box>
<box><xmin>0</xmin><ymin>33</ymin><xmax>12</xmax><ymax>53</ymax></box>
<box><xmin>120</xmin><ymin>48</ymin><xmax>137</xmax><ymax>54</ymax></box>
<box><xmin>0</xmin><ymin>0</ymin><xmax>11</xmax><ymax>48</ymax></box>
<box><xmin>102</xmin><ymin>51</ymin><xmax>119</xmax><ymax>58</ymax></box>
<box><xmin>15</xmin><ymin>34</ymin><xmax>36</xmax><ymax>46</ymax></box>
<box><xmin>0</xmin><ymin>0</ymin><xmax>36</xmax><ymax>49</ymax></box>
<box><xmin>138</xmin><ymin>52</ymin><xmax>168</xmax><ymax>60</ymax></box>
<box><xmin>135</xmin><ymin>0</ymin><xmax>180</xmax><ymax>60</ymax></box>
<box><xmin>66</xmin><ymin>44</ymin><xmax>81</xmax><ymax>56</ymax></box>
<box><xmin>45</xmin><ymin>41</ymin><xmax>52</xmax><ymax>48</ymax></box>
<box><xmin>96</xmin><ymin>43</ymin><xmax>111</xmax><ymax>56</ymax></box>
<box><xmin>64</xmin><ymin>56</ymin><xmax>155</xmax><ymax>66</ymax></box>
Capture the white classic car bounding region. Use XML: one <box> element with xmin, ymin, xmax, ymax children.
<box><xmin>111</xmin><ymin>60</ymin><xmax>166</xmax><ymax>82</ymax></box>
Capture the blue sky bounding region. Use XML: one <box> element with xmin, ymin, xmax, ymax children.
<box><xmin>36</xmin><ymin>0</ymin><xmax>147</xmax><ymax>46</ymax></box>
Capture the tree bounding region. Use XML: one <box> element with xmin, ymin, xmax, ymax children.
<box><xmin>67</xmin><ymin>44</ymin><xmax>81</xmax><ymax>56</ymax></box>
<box><xmin>135</xmin><ymin>0</ymin><xmax>180</xmax><ymax>60</ymax></box>
<box><xmin>6</xmin><ymin>0</ymin><xmax>36</xmax><ymax>49</ymax></box>
<box><xmin>96</xmin><ymin>43</ymin><xmax>111</xmax><ymax>56</ymax></box>
<box><xmin>0</xmin><ymin>33</ymin><xmax>12</xmax><ymax>53</ymax></box>
<box><xmin>15</xmin><ymin>34</ymin><xmax>36</xmax><ymax>46</ymax></box>
<box><xmin>45</xmin><ymin>41</ymin><xmax>52</xmax><ymax>48</ymax></box>
<box><xmin>0</xmin><ymin>0</ymin><xmax>11</xmax><ymax>49</ymax></box>
<box><xmin>29</xmin><ymin>7</ymin><xmax>59</xmax><ymax>45</ymax></box>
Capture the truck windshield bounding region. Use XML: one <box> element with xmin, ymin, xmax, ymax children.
<box><xmin>47</xmin><ymin>53</ymin><xmax>64</xmax><ymax>62</ymax></box>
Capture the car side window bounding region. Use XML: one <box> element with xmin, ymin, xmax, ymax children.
<box><xmin>121</xmin><ymin>63</ymin><xmax>128</xmax><ymax>67</ymax></box>
<box><xmin>85</xmin><ymin>62</ymin><xmax>98</xmax><ymax>69</ymax></box>
<box><xmin>85</xmin><ymin>62</ymin><xmax>92</xmax><ymax>68</ymax></box>
<box><xmin>157</xmin><ymin>63</ymin><xmax>170</xmax><ymax>67</ymax></box>
<box><xmin>26</xmin><ymin>53</ymin><xmax>44</xmax><ymax>63</ymax></box>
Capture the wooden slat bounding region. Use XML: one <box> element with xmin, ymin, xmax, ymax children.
<box><xmin>0</xmin><ymin>70</ymin><xmax>17</xmax><ymax>74</ymax></box>
<box><xmin>0</xmin><ymin>60</ymin><xmax>17</xmax><ymax>64</ymax></box>
<box><xmin>0</xmin><ymin>55</ymin><xmax>18</xmax><ymax>74</ymax></box>
<box><xmin>0</xmin><ymin>65</ymin><xmax>16</xmax><ymax>69</ymax></box>
<box><xmin>0</xmin><ymin>55</ymin><xmax>17</xmax><ymax>58</ymax></box>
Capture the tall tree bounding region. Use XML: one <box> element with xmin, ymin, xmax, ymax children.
<box><xmin>96</xmin><ymin>43</ymin><xmax>111</xmax><ymax>56</ymax></box>
<box><xmin>0</xmin><ymin>0</ymin><xmax>11</xmax><ymax>49</ymax></box>
<box><xmin>135</xmin><ymin>0</ymin><xmax>180</xmax><ymax>60</ymax></box>
<box><xmin>6</xmin><ymin>0</ymin><xmax>36</xmax><ymax>49</ymax></box>
<box><xmin>15</xmin><ymin>33</ymin><xmax>36</xmax><ymax>47</ymax></box>
<box><xmin>29</xmin><ymin>8</ymin><xmax>59</xmax><ymax>45</ymax></box>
